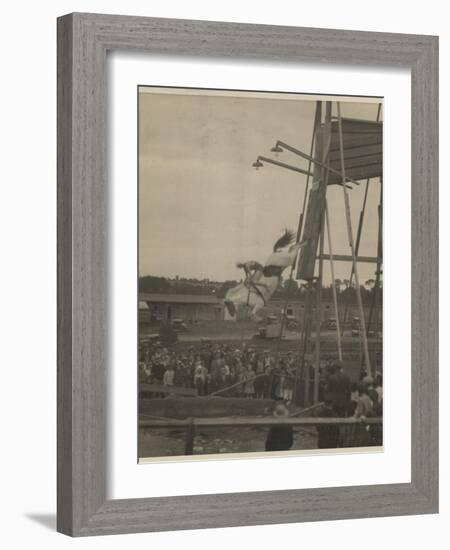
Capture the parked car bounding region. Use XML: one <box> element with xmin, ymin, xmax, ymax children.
<box><xmin>256</xmin><ymin>322</ymin><xmax>283</xmax><ymax>339</ymax></box>
<box><xmin>323</xmin><ymin>318</ymin><xmax>337</xmax><ymax>330</ymax></box>
<box><xmin>285</xmin><ymin>315</ymin><xmax>298</xmax><ymax>330</ymax></box>
<box><xmin>171</xmin><ymin>318</ymin><xmax>188</xmax><ymax>332</ymax></box>
<box><xmin>351</xmin><ymin>316</ymin><xmax>361</xmax><ymax>329</ymax></box>
<box><xmin>265</xmin><ymin>314</ymin><xmax>278</xmax><ymax>325</ymax></box>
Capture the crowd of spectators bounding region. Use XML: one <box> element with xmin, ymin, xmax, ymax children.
<box><xmin>139</xmin><ymin>342</ymin><xmax>298</xmax><ymax>400</ymax></box>
<box><xmin>139</xmin><ymin>342</ymin><xmax>382</xmax><ymax>413</ymax></box>
<box><xmin>139</xmin><ymin>341</ymin><xmax>383</xmax><ymax>449</ymax></box>
<box><xmin>316</xmin><ymin>362</ymin><xmax>383</xmax><ymax>448</ymax></box>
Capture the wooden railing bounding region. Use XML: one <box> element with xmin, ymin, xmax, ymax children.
<box><xmin>139</xmin><ymin>415</ymin><xmax>382</xmax><ymax>455</ymax></box>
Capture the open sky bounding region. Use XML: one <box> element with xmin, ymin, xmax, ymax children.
<box><xmin>139</xmin><ymin>88</ymin><xmax>382</xmax><ymax>285</ymax></box>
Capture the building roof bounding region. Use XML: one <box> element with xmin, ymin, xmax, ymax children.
<box><xmin>328</xmin><ymin>118</ymin><xmax>382</xmax><ymax>184</ymax></box>
<box><xmin>139</xmin><ymin>292</ymin><xmax>221</xmax><ymax>305</ymax></box>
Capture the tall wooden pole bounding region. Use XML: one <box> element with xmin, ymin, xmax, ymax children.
<box><xmin>302</xmin><ymin>284</ymin><xmax>313</xmax><ymax>407</ymax></box>
<box><xmin>341</xmin><ymin>103</ymin><xmax>382</xmax><ymax>335</ymax></box>
<box><xmin>296</xmin><ymin>102</ymin><xmax>322</xmax><ymax>406</ymax></box>
<box><xmin>314</xmin><ymin>213</ymin><xmax>325</xmax><ymax>404</ymax></box>
<box><xmin>341</xmin><ymin>179</ymin><xmax>370</xmax><ymax>335</ymax></box>
<box><xmin>336</xmin><ymin>102</ymin><xmax>372</xmax><ymax>377</ymax></box>
<box><xmin>367</xmin><ymin>183</ymin><xmax>383</xmax><ymax>339</ymax></box>
<box><xmin>325</xmin><ymin>201</ymin><xmax>343</xmax><ymax>361</ymax></box>
<box><xmin>277</xmin><ymin>103</ymin><xmax>320</xmax><ymax>401</ymax></box>
<box><xmin>301</xmin><ymin>101</ymin><xmax>332</xmax><ymax>406</ymax></box>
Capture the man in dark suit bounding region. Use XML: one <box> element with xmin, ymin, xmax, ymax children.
<box><xmin>315</xmin><ymin>399</ymin><xmax>340</xmax><ymax>449</ymax></box>
<box><xmin>325</xmin><ymin>361</ymin><xmax>352</xmax><ymax>417</ymax></box>
<box><xmin>265</xmin><ymin>403</ymin><xmax>294</xmax><ymax>452</ymax></box>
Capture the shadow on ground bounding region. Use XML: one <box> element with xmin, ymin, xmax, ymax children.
<box><xmin>25</xmin><ymin>513</ymin><xmax>56</xmax><ymax>531</ymax></box>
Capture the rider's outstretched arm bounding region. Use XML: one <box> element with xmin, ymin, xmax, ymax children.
<box><xmin>288</xmin><ymin>239</ymin><xmax>308</xmax><ymax>253</ymax></box>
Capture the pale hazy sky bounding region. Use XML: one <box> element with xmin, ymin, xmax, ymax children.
<box><xmin>139</xmin><ymin>88</ymin><xmax>382</xmax><ymax>284</ymax></box>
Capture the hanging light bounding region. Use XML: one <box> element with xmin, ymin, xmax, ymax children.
<box><xmin>271</xmin><ymin>143</ymin><xmax>283</xmax><ymax>154</ymax></box>
<box><xmin>252</xmin><ymin>158</ymin><xmax>263</xmax><ymax>170</ymax></box>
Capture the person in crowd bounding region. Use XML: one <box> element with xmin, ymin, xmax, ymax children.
<box><xmin>354</xmin><ymin>383</ymin><xmax>373</xmax><ymax>418</ymax></box>
<box><xmin>370</xmin><ymin>397</ymin><xmax>383</xmax><ymax>446</ymax></box>
<box><xmin>374</xmin><ymin>372</ymin><xmax>383</xmax><ymax>405</ymax></box>
<box><xmin>193</xmin><ymin>359</ymin><xmax>207</xmax><ymax>396</ymax></box>
<box><xmin>348</xmin><ymin>381</ymin><xmax>359</xmax><ymax>416</ymax></box>
<box><xmin>243</xmin><ymin>364</ymin><xmax>256</xmax><ymax>398</ymax></box>
<box><xmin>318</xmin><ymin>366</ymin><xmax>328</xmax><ymax>402</ymax></box>
<box><xmin>274</xmin><ymin>362</ymin><xmax>286</xmax><ymax>400</ymax></box>
<box><xmin>366</xmin><ymin>379</ymin><xmax>380</xmax><ymax>410</ymax></box>
<box><xmin>138</xmin><ymin>361</ymin><xmax>147</xmax><ymax>383</ymax></box>
<box><xmin>163</xmin><ymin>364</ymin><xmax>175</xmax><ymax>388</ymax></box>
<box><xmin>325</xmin><ymin>361</ymin><xmax>352</xmax><ymax>416</ymax></box>
<box><xmin>265</xmin><ymin>403</ymin><xmax>293</xmax><ymax>451</ymax></box>
<box><xmin>209</xmin><ymin>350</ymin><xmax>223</xmax><ymax>386</ymax></box>
<box><xmin>219</xmin><ymin>361</ymin><xmax>231</xmax><ymax>395</ymax></box>
<box><xmin>360</xmin><ymin>369</ymin><xmax>374</xmax><ymax>387</ymax></box>
<box><xmin>144</xmin><ymin>361</ymin><xmax>152</xmax><ymax>383</ymax></box>
<box><xmin>283</xmin><ymin>366</ymin><xmax>295</xmax><ymax>403</ymax></box>
<box><xmin>314</xmin><ymin>399</ymin><xmax>340</xmax><ymax>449</ymax></box>
<box><xmin>352</xmin><ymin>383</ymin><xmax>374</xmax><ymax>447</ymax></box>
<box><xmin>151</xmin><ymin>356</ymin><xmax>165</xmax><ymax>385</ymax></box>
<box><xmin>254</xmin><ymin>353</ymin><xmax>267</xmax><ymax>399</ymax></box>
<box><xmin>235</xmin><ymin>360</ymin><xmax>246</xmax><ymax>397</ymax></box>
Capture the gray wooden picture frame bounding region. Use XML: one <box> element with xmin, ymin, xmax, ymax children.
<box><xmin>57</xmin><ymin>12</ymin><xmax>439</xmax><ymax>537</ymax></box>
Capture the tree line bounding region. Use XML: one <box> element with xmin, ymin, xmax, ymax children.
<box><xmin>139</xmin><ymin>275</ymin><xmax>381</xmax><ymax>304</ymax></box>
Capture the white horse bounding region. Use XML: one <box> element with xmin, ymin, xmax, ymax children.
<box><xmin>224</xmin><ymin>230</ymin><xmax>307</xmax><ymax>321</ymax></box>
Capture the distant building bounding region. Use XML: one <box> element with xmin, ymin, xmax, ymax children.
<box><xmin>138</xmin><ymin>292</ymin><xmax>379</xmax><ymax>327</ymax></box>
<box><xmin>139</xmin><ymin>301</ymin><xmax>151</xmax><ymax>324</ymax></box>
<box><xmin>139</xmin><ymin>293</ymin><xmax>224</xmax><ymax>322</ymax></box>
<box><xmin>263</xmin><ymin>299</ymin><xmax>373</xmax><ymax>324</ymax></box>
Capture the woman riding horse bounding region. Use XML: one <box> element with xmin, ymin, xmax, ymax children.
<box><xmin>224</xmin><ymin>230</ymin><xmax>307</xmax><ymax>321</ymax></box>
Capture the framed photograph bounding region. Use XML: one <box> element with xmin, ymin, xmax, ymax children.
<box><xmin>137</xmin><ymin>87</ymin><xmax>384</xmax><ymax>462</ymax></box>
<box><xmin>57</xmin><ymin>13</ymin><xmax>438</xmax><ymax>536</ymax></box>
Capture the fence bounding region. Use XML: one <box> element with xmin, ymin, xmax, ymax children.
<box><xmin>139</xmin><ymin>415</ymin><xmax>382</xmax><ymax>455</ymax></box>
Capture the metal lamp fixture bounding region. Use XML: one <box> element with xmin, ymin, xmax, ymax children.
<box><xmin>271</xmin><ymin>143</ymin><xmax>283</xmax><ymax>154</ymax></box>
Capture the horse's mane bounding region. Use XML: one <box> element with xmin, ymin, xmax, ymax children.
<box><xmin>273</xmin><ymin>229</ymin><xmax>296</xmax><ymax>251</ymax></box>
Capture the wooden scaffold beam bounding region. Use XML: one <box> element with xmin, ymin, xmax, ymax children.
<box><xmin>336</xmin><ymin>102</ymin><xmax>372</xmax><ymax>377</ymax></box>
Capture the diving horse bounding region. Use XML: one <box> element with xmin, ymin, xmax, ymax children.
<box><xmin>224</xmin><ymin>230</ymin><xmax>307</xmax><ymax>321</ymax></box>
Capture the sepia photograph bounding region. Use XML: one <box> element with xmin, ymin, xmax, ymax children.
<box><xmin>138</xmin><ymin>86</ymin><xmax>383</xmax><ymax>461</ymax></box>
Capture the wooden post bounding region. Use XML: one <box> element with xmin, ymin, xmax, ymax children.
<box><xmin>301</xmin><ymin>283</ymin><xmax>313</xmax><ymax>407</ymax></box>
<box><xmin>276</xmin><ymin>104</ymin><xmax>320</xmax><ymax>373</ymax></box>
<box><xmin>367</xmin><ymin>184</ymin><xmax>383</xmax><ymax>339</ymax></box>
<box><xmin>185</xmin><ymin>417</ymin><xmax>195</xmax><ymax>455</ymax></box>
<box><xmin>294</xmin><ymin>285</ymin><xmax>306</xmax><ymax>405</ymax></box>
<box><xmin>299</xmin><ymin>101</ymin><xmax>333</xmax><ymax>406</ymax></box>
<box><xmin>294</xmin><ymin>102</ymin><xmax>322</xmax><ymax>407</ymax></box>
<box><xmin>341</xmin><ymin>179</ymin><xmax>370</xmax><ymax>335</ymax></box>
<box><xmin>336</xmin><ymin>102</ymin><xmax>372</xmax><ymax>377</ymax></box>
<box><xmin>325</xmin><ymin>201</ymin><xmax>343</xmax><ymax>360</ymax></box>
<box><xmin>314</xmin><ymin>213</ymin><xmax>325</xmax><ymax>404</ymax></box>
<box><xmin>297</xmin><ymin>103</ymin><xmax>327</xmax><ymax>280</ymax></box>
<box><xmin>340</xmin><ymin>102</ymin><xmax>382</xmax><ymax>335</ymax></box>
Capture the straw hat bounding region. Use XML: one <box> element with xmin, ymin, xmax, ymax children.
<box><xmin>273</xmin><ymin>403</ymin><xmax>290</xmax><ymax>418</ymax></box>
